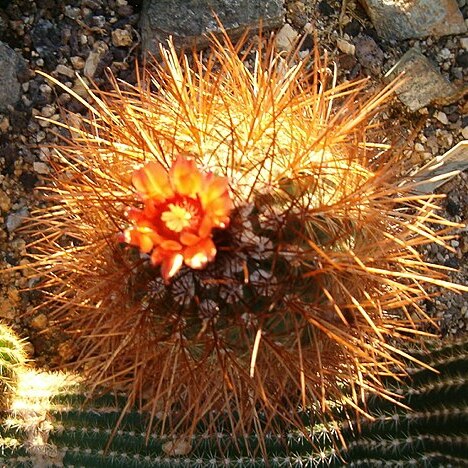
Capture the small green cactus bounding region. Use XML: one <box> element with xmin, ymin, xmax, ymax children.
<box><xmin>0</xmin><ymin>323</ymin><xmax>27</xmax><ymax>407</ymax></box>
<box><xmin>1</xmin><ymin>337</ymin><xmax>467</xmax><ymax>466</ymax></box>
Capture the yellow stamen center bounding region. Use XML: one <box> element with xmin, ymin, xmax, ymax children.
<box><xmin>161</xmin><ymin>204</ymin><xmax>192</xmax><ymax>232</ymax></box>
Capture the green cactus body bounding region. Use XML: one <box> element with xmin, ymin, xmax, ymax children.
<box><xmin>2</xmin><ymin>338</ymin><xmax>467</xmax><ymax>466</ymax></box>
<box><xmin>339</xmin><ymin>338</ymin><xmax>468</xmax><ymax>467</ymax></box>
<box><xmin>0</xmin><ymin>323</ymin><xmax>27</xmax><ymax>407</ymax></box>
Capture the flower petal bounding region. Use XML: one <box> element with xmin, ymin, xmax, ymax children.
<box><xmin>184</xmin><ymin>238</ymin><xmax>216</xmax><ymax>270</ymax></box>
<box><xmin>170</xmin><ymin>156</ymin><xmax>202</xmax><ymax>196</ymax></box>
<box><xmin>139</xmin><ymin>234</ymin><xmax>155</xmax><ymax>253</ymax></box>
<box><xmin>132</xmin><ymin>161</ymin><xmax>173</xmax><ymax>201</ymax></box>
<box><xmin>160</xmin><ymin>240</ymin><xmax>182</xmax><ymax>251</ymax></box>
<box><xmin>180</xmin><ymin>232</ymin><xmax>201</xmax><ymax>246</ymax></box>
<box><xmin>199</xmin><ymin>175</ymin><xmax>231</xmax><ymax>207</ymax></box>
<box><xmin>198</xmin><ymin>214</ymin><xmax>214</xmax><ymax>238</ymax></box>
<box><xmin>161</xmin><ymin>253</ymin><xmax>184</xmax><ymax>282</ymax></box>
<box><xmin>123</xmin><ymin>228</ymin><xmax>154</xmax><ymax>253</ymax></box>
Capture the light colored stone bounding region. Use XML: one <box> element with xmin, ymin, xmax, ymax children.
<box><xmin>84</xmin><ymin>41</ymin><xmax>108</xmax><ymax>79</ymax></box>
<box><xmin>112</xmin><ymin>28</ymin><xmax>133</xmax><ymax>47</ymax></box>
<box><xmin>460</xmin><ymin>37</ymin><xmax>468</xmax><ymax>50</ymax></box>
<box><xmin>64</xmin><ymin>5</ymin><xmax>80</xmax><ymax>19</ymax></box>
<box><xmin>414</xmin><ymin>143</ymin><xmax>425</xmax><ymax>152</ymax></box>
<box><xmin>408</xmin><ymin>141</ymin><xmax>468</xmax><ymax>194</ymax></box>
<box><xmin>462</xmin><ymin>126</ymin><xmax>468</xmax><ymax>139</ymax></box>
<box><xmin>0</xmin><ymin>188</ymin><xmax>11</xmax><ymax>212</ymax></box>
<box><xmin>385</xmin><ymin>48</ymin><xmax>458</xmax><ymax>112</ymax></box>
<box><xmin>439</xmin><ymin>48</ymin><xmax>452</xmax><ymax>60</ymax></box>
<box><xmin>0</xmin><ymin>116</ymin><xmax>9</xmax><ymax>133</ymax></box>
<box><xmin>41</xmin><ymin>105</ymin><xmax>55</xmax><ymax>118</ymax></box>
<box><xmin>33</xmin><ymin>162</ymin><xmax>50</xmax><ymax>175</ymax></box>
<box><xmin>72</xmin><ymin>77</ymin><xmax>91</xmax><ymax>99</ymax></box>
<box><xmin>434</xmin><ymin>111</ymin><xmax>449</xmax><ymax>125</ymax></box>
<box><xmin>6</xmin><ymin>207</ymin><xmax>29</xmax><ymax>232</ymax></box>
<box><xmin>360</xmin><ymin>0</ymin><xmax>467</xmax><ymax>40</ymax></box>
<box><xmin>55</xmin><ymin>64</ymin><xmax>75</xmax><ymax>78</ymax></box>
<box><xmin>275</xmin><ymin>24</ymin><xmax>299</xmax><ymax>52</ymax></box>
<box><xmin>336</xmin><ymin>38</ymin><xmax>355</xmax><ymax>55</ymax></box>
<box><xmin>30</xmin><ymin>313</ymin><xmax>48</xmax><ymax>330</ymax></box>
<box><xmin>70</xmin><ymin>56</ymin><xmax>85</xmax><ymax>70</ymax></box>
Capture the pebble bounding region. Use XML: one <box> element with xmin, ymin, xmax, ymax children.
<box><xmin>72</xmin><ymin>77</ymin><xmax>91</xmax><ymax>99</ymax></box>
<box><xmin>84</xmin><ymin>41</ymin><xmax>109</xmax><ymax>79</ymax></box>
<box><xmin>0</xmin><ymin>189</ymin><xmax>11</xmax><ymax>212</ymax></box>
<box><xmin>56</xmin><ymin>64</ymin><xmax>75</xmax><ymax>78</ymax></box>
<box><xmin>462</xmin><ymin>127</ymin><xmax>468</xmax><ymax>139</ymax></box>
<box><xmin>460</xmin><ymin>37</ymin><xmax>468</xmax><ymax>50</ymax></box>
<box><xmin>385</xmin><ymin>48</ymin><xmax>458</xmax><ymax>111</ymax></box>
<box><xmin>354</xmin><ymin>35</ymin><xmax>384</xmax><ymax>75</ymax></box>
<box><xmin>6</xmin><ymin>207</ymin><xmax>29</xmax><ymax>232</ymax></box>
<box><xmin>70</xmin><ymin>56</ymin><xmax>85</xmax><ymax>70</ymax></box>
<box><xmin>0</xmin><ymin>289</ymin><xmax>19</xmax><ymax>319</ymax></box>
<box><xmin>33</xmin><ymin>162</ymin><xmax>50</xmax><ymax>175</ymax></box>
<box><xmin>64</xmin><ymin>6</ymin><xmax>80</xmax><ymax>20</ymax></box>
<box><xmin>92</xmin><ymin>16</ymin><xmax>106</xmax><ymax>29</ymax></box>
<box><xmin>57</xmin><ymin>340</ymin><xmax>76</xmax><ymax>362</ymax></box>
<box><xmin>111</xmin><ymin>28</ymin><xmax>133</xmax><ymax>48</ymax></box>
<box><xmin>30</xmin><ymin>313</ymin><xmax>48</xmax><ymax>330</ymax></box>
<box><xmin>39</xmin><ymin>83</ymin><xmax>52</xmax><ymax>96</ymax></box>
<box><xmin>275</xmin><ymin>24</ymin><xmax>299</xmax><ymax>53</ymax></box>
<box><xmin>0</xmin><ymin>116</ymin><xmax>9</xmax><ymax>133</ymax></box>
<box><xmin>41</xmin><ymin>105</ymin><xmax>56</xmax><ymax>118</ymax></box>
<box><xmin>336</xmin><ymin>38</ymin><xmax>355</xmax><ymax>55</ymax></box>
<box><xmin>434</xmin><ymin>111</ymin><xmax>449</xmax><ymax>125</ymax></box>
<box><xmin>361</xmin><ymin>0</ymin><xmax>467</xmax><ymax>40</ymax></box>
<box><xmin>439</xmin><ymin>48</ymin><xmax>451</xmax><ymax>60</ymax></box>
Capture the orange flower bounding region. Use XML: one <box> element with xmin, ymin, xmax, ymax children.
<box><xmin>122</xmin><ymin>156</ymin><xmax>233</xmax><ymax>282</ymax></box>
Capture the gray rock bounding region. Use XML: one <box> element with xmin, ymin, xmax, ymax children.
<box><xmin>6</xmin><ymin>207</ymin><xmax>29</xmax><ymax>233</ymax></box>
<box><xmin>275</xmin><ymin>23</ymin><xmax>299</xmax><ymax>53</ymax></box>
<box><xmin>354</xmin><ymin>35</ymin><xmax>384</xmax><ymax>75</ymax></box>
<box><xmin>360</xmin><ymin>0</ymin><xmax>467</xmax><ymax>41</ymax></box>
<box><xmin>140</xmin><ymin>0</ymin><xmax>285</xmax><ymax>55</ymax></box>
<box><xmin>0</xmin><ymin>42</ymin><xmax>28</xmax><ymax>111</ymax></box>
<box><xmin>385</xmin><ymin>48</ymin><xmax>458</xmax><ymax>112</ymax></box>
<box><xmin>408</xmin><ymin>141</ymin><xmax>468</xmax><ymax>194</ymax></box>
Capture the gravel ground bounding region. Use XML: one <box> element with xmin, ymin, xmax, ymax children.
<box><xmin>0</xmin><ymin>0</ymin><xmax>467</xmax><ymax>366</ymax></box>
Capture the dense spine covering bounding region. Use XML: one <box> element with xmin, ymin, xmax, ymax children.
<box><xmin>2</xmin><ymin>338</ymin><xmax>467</xmax><ymax>466</ymax></box>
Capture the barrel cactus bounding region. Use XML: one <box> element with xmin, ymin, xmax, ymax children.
<box><xmin>16</xmin><ymin>25</ymin><xmax>468</xmax><ymax>452</ymax></box>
